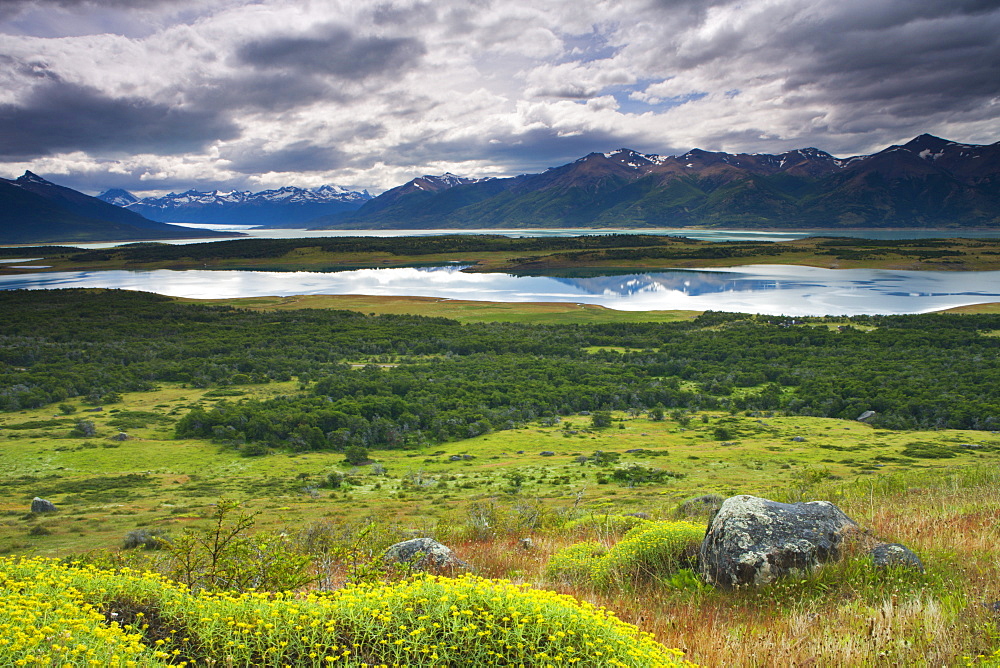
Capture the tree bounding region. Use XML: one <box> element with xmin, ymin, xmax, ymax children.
<box><xmin>344</xmin><ymin>445</ymin><xmax>370</xmax><ymax>466</ymax></box>
<box><xmin>591</xmin><ymin>411</ymin><xmax>613</xmax><ymax>428</ymax></box>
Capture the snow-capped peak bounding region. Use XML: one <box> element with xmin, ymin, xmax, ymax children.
<box><xmin>96</xmin><ymin>188</ymin><xmax>139</xmax><ymax>206</ymax></box>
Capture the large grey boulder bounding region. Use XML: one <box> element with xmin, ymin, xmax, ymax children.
<box><xmin>383</xmin><ymin>538</ymin><xmax>470</xmax><ymax>572</ymax></box>
<box><xmin>31</xmin><ymin>497</ymin><xmax>57</xmax><ymax>513</ymax></box>
<box><xmin>700</xmin><ymin>495</ymin><xmax>858</xmax><ymax>589</ymax></box>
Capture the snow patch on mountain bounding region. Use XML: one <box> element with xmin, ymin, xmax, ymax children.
<box><xmin>97</xmin><ymin>183</ymin><xmax>373</xmax><ymax>227</ymax></box>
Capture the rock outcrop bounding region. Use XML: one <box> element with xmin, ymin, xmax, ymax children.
<box><xmin>383</xmin><ymin>538</ymin><xmax>470</xmax><ymax>572</ymax></box>
<box><xmin>30</xmin><ymin>497</ymin><xmax>57</xmax><ymax>513</ymax></box>
<box><xmin>700</xmin><ymin>495</ymin><xmax>858</xmax><ymax>588</ymax></box>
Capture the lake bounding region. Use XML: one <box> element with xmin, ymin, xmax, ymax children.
<box><xmin>2</xmin><ymin>264</ymin><xmax>998</xmax><ymax>316</ymax></box>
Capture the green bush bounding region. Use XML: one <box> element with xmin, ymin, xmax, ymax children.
<box><xmin>900</xmin><ymin>443</ymin><xmax>958</xmax><ymax>459</ymax></box>
<box><xmin>548</xmin><ymin>521</ymin><xmax>706</xmax><ymax>590</ymax></box>
<box><xmin>591</xmin><ymin>521</ymin><xmax>705</xmax><ymax>589</ymax></box>
<box><xmin>545</xmin><ymin>541</ymin><xmax>608</xmax><ymax>583</ymax></box>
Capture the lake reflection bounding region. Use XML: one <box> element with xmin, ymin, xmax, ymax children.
<box><xmin>2</xmin><ymin>264</ymin><xmax>999</xmax><ymax>316</ymax></box>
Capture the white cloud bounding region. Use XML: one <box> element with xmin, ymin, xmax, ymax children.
<box><xmin>0</xmin><ymin>0</ymin><xmax>997</xmax><ymax>193</ymax></box>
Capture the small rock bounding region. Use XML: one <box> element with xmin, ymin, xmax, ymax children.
<box><xmin>518</xmin><ymin>537</ymin><xmax>535</xmax><ymax>550</ymax></box>
<box><xmin>540</xmin><ymin>451</ymin><xmax>555</xmax><ymax>457</ymax></box>
<box><xmin>791</xmin><ymin>436</ymin><xmax>806</xmax><ymax>442</ymax></box>
<box><xmin>870</xmin><ymin>542</ymin><xmax>924</xmax><ymax>572</ymax></box>
<box><xmin>516</xmin><ymin>450</ymin><xmax>525</xmax><ymax>454</ymax></box>
<box><xmin>383</xmin><ymin>538</ymin><xmax>470</xmax><ymax>572</ymax></box>
<box><xmin>111</xmin><ymin>432</ymin><xmax>129</xmax><ymax>441</ymax></box>
<box><xmin>31</xmin><ymin>497</ymin><xmax>56</xmax><ymax>513</ymax></box>
<box><xmin>857</xmin><ymin>410</ymin><xmax>876</xmax><ymax>422</ymax></box>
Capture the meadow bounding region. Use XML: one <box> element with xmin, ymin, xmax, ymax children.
<box><xmin>3</xmin><ymin>381</ymin><xmax>1000</xmax><ymax>665</ymax></box>
<box><xmin>3</xmin><ymin>287</ymin><xmax>1000</xmax><ymax>665</ymax></box>
<box><xmin>5</xmin><ymin>381</ymin><xmax>999</xmax><ymax>555</ymax></box>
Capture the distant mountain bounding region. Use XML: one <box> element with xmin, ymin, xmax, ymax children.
<box><xmin>100</xmin><ymin>184</ymin><xmax>373</xmax><ymax>227</ymax></box>
<box><xmin>0</xmin><ymin>172</ymin><xmax>234</xmax><ymax>244</ymax></box>
<box><xmin>306</xmin><ymin>135</ymin><xmax>1000</xmax><ymax>230</ymax></box>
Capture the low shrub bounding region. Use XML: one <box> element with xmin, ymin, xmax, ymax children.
<box><xmin>548</xmin><ymin>521</ymin><xmax>706</xmax><ymax>591</ymax></box>
<box><xmin>900</xmin><ymin>442</ymin><xmax>958</xmax><ymax>459</ymax></box>
<box><xmin>0</xmin><ymin>557</ymin><xmax>695</xmax><ymax>667</ymax></box>
<box><xmin>545</xmin><ymin>540</ymin><xmax>608</xmax><ymax>583</ymax></box>
<box><xmin>591</xmin><ymin>521</ymin><xmax>706</xmax><ymax>589</ymax></box>
<box><xmin>122</xmin><ymin>528</ymin><xmax>169</xmax><ymax>550</ymax></box>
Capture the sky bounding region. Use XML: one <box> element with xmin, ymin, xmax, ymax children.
<box><xmin>0</xmin><ymin>0</ymin><xmax>998</xmax><ymax>196</ymax></box>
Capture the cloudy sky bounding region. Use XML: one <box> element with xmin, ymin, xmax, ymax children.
<box><xmin>1</xmin><ymin>0</ymin><xmax>998</xmax><ymax>195</ymax></box>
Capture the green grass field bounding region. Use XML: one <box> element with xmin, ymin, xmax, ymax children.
<box><xmin>3</xmin><ymin>381</ymin><xmax>998</xmax><ymax>559</ymax></box>
<box><xmin>176</xmin><ymin>294</ymin><xmax>701</xmax><ymax>324</ymax></box>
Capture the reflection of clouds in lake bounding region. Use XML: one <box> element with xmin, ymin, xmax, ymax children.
<box><xmin>1</xmin><ymin>264</ymin><xmax>999</xmax><ymax>316</ymax></box>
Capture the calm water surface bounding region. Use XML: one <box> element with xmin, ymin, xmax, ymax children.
<box><xmin>2</xmin><ymin>264</ymin><xmax>998</xmax><ymax>316</ymax></box>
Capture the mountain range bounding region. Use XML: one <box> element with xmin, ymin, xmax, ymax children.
<box><xmin>98</xmin><ymin>184</ymin><xmax>373</xmax><ymax>227</ymax></box>
<box><xmin>307</xmin><ymin>134</ymin><xmax>1000</xmax><ymax>230</ymax></box>
<box><xmin>4</xmin><ymin>134</ymin><xmax>998</xmax><ymax>245</ymax></box>
<box><xmin>0</xmin><ymin>172</ymin><xmax>233</xmax><ymax>245</ymax></box>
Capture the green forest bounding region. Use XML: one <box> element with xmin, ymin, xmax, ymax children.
<box><xmin>3</xmin><ymin>289</ymin><xmax>998</xmax><ymax>456</ymax></box>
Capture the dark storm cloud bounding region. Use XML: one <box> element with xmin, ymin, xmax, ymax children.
<box><xmin>0</xmin><ymin>80</ymin><xmax>238</xmax><ymax>158</ymax></box>
<box><xmin>188</xmin><ymin>73</ymin><xmax>339</xmax><ymax>113</ymax></box>
<box><xmin>0</xmin><ymin>0</ymin><xmax>186</xmax><ymax>19</ymax></box>
<box><xmin>236</xmin><ymin>24</ymin><xmax>426</xmax><ymax>80</ymax></box>
<box><xmin>780</xmin><ymin>2</ymin><xmax>1000</xmax><ymax>124</ymax></box>
<box><xmin>389</xmin><ymin>125</ymin><xmax>647</xmax><ymax>175</ymax></box>
<box><xmin>220</xmin><ymin>141</ymin><xmax>349</xmax><ymax>174</ymax></box>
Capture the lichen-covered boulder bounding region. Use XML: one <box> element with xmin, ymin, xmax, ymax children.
<box><xmin>30</xmin><ymin>497</ymin><xmax>56</xmax><ymax>513</ymax></box>
<box><xmin>870</xmin><ymin>542</ymin><xmax>924</xmax><ymax>572</ymax></box>
<box><xmin>383</xmin><ymin>538</ymin><xmax>470</xmax><ymax>572</ymax></box>
<box><xmin>700</xmin><ymin>495</ymin><xmax>858</xmax><ymax>589</ymax></box>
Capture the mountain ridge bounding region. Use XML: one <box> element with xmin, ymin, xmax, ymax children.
<box><xmin>306</xmin><ymin>134</ymin><xmax>1000</xmax><ymax>230</ymax></box>
<box><xmin>1</xmin><ymin>172</ymin><xmax>235</xmax><ymax>244</ymax></box>
<box><xmin>100</xmin><ymin>184</ymin><xmax>373</xmax><ymax>227</ymax></box>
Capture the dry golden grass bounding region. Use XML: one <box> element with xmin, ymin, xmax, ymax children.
<box><xmin>938</xmin><ymin>302</ymin><xmax>1000</xmax><ymax>314</ymax></box>
<box><xmin>420</xmin><ymin>467</ymin><xmax>1000</xmax><ymax>666</ymax></box>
